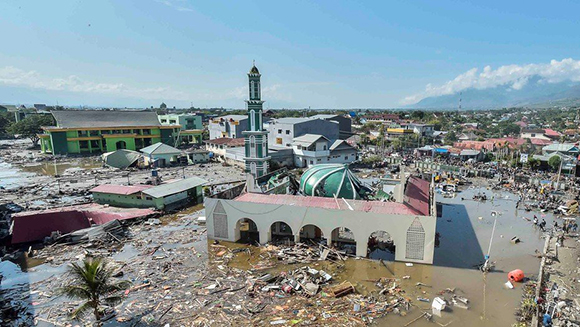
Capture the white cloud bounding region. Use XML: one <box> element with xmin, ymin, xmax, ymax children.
<box><xmin>0</xmin><ymin>65</ymin><xmax>297</xmax><ymax>105</ymax></box>
<box><xmin>401</xmin><ymin>58</ymin><xmax>580</xmax><ymax>105</ymax></box>
<box><xmin>0</xmin><ymin>66</ymin><xmax>190</xmax><ymax>101</ymax></box>
<box><xmin>154</xmin><ymin>0</ymin><xmax>194</xmax><ymax>12</ymax></box>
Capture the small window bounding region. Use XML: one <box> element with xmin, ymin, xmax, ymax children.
<box><xmin>310</xmin><ymin>160</ymin><xmax>313</xmax><ymax>164</ymax></box>
<box><xmin>278</xmin><ymin>129</ymin><xmax>282</xmax><ymax>134</ymax></box>
<box><xmin>276</xmin><ymin>138</ymin><xmax>282</xmax><ymax>145</ymax></box>
<box><xmin>323</xmin><ymin>145</ymin><xmax>327</xmax><ymax>150</ymax></box>
<box><xmin>317</xmin><ymin>159</ymin><xmax>321</xmax><ymax>162</ymax></box>
<box><xmin>161</xmin><ymin>119</ymin><xmax>167</xmax><ymax>123</ymax></box>
<box><xmin>345</xmin><ymin>156</ymin><xmax>348</xmax><ymax>160</ymax></box>
<box><xmin>285</xmin><ymin>130</ymin><xmax>290</xmax><ymax>135</ymax></box>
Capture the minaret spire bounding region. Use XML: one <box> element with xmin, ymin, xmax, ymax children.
<box><xmin>243</xmin><ymin>63</ymin><xmax>270</xmax><ymax>179</ymax></box>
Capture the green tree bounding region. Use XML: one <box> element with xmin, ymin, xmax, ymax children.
<box><xmin>60</xmin><ymin>258</ymin><xmax>130</xmax><ymax>324</ymax></box>
<box><xmin>0</xmin><ymin>112</ymin><xmax>15</xmax><ymax>135</ymax></box>
<box><xmin>7</xmin><ymin>114</ymin><xmax>55</xmax><ymax>146</ymax></box>
<box><xmin>548</xmin><ymin>155</ymin><xmax>562</xmax><ymax>172</ymax></box>
<box><xmin>527</xmin><ymin>157</ymin><xmax>540</xmax><ymax>170</ymax></box>
<box><xmin>443</xmin><ymin>131</ymin><xmax>458</xmax><ymax>145</ymax></box>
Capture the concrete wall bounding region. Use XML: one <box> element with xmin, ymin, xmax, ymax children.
<box><xmin>209</xmin><ymin>119</ymin><xmax>248</xmax><ymax>139</ymax></box>
<box><xmin>205</xmin><ymin>197</ymin><xmax>436</xmax><ymax>264</ymax></box>
<box><xmin>268</xmin><ymin>119</ymin><xmax>340</xmax><ymax>148</ymax></box>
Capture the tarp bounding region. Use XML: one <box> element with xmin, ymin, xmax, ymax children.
<box><xmin>102</xmin><ymin>149</ymin><xmax>142</xmax><ymax>169</ymax></box>
<box><xmin>434</xmin><ymin>148</ymin><xmax>449</xmax><ymax>153</ymax></box>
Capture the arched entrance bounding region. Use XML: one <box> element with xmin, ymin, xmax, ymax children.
<box><xmin>270</xmin><ymin>221</ymin><xmax>293</xmax><ymax>244</ymax></box>
<box><xmin>367</xmin><ymin>230</ymin><xmax>395</xmax><ymax>261</ymax></box>
<box><xmin>331</xmin><ymin>227</ymin><xmax>356</xmax><ymax>255</ymax></box>
<box><xmin>299</xmin><ymin>224</ymin><xmax>325</xmax><ymax>244</ymax></box>
<box><xmin>236</xmin><ymin>218</ymin><xmax>259</xmax><ymax>244</ymax></box>
<box><xmin>116</xmin><ymin>140</ymin><xmax>127</xmax><ymax>150</ymax></box>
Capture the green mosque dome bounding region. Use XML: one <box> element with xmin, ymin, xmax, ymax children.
<box><xmin>299</xmin><ymin>164</ymin><xmax>372</xmax><ymax>200</ymax></box>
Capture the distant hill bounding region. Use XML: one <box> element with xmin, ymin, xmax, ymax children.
<box><xmin>407</xmin><ymin>77</ymin><xmax>580</xmax><ymax>110</ymax></box>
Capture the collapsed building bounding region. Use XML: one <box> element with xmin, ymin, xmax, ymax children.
<box><xmin>205</xmin><ymin>163</ymin><xmax>437</xmax><ymax>264</ymax></box>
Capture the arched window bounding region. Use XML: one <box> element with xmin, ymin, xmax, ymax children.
<box><xmin>212</xmin><ymin>201</ymin><xmax>228</xmax><ymax>238</ymax></box>
<box><xmin>262</xmin><ymin>137</ymin><xmax>267</xmax><ymax>157</ymax></box>
<box><xmin>405</xmin><ymin>218</ymin><xmax>425</xmax><ymax>260</ymax></box>
<box><xmin>250</xmin><ymin>81</ymin><xmax>254</xmax><ymax>99</ymax></box>
<box><xmin>250</xmin><ymin>135</ymin><xmax>256</xmax><ymax>157</ymax></box>
<box><xmin>250</xmin><ymin>162</ymin><xmax>257</xmax><ymax>176</ymax></box>
<box><xmin>250</xmin><ymin>109</ymin><xmax>256</xmax><ymax>130</ymax></box>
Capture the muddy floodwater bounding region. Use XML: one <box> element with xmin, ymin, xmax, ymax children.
<box><xmin>0</xmin><ymin>157</ymin><xmax>101</xmax><ymax>190</ymax></box>
<box><xmin>226</xmin><ymin>186</ymin><xmax>552</xmax><ymax>326</ymax></box>
<box><xmin>0</xmin><ymin>184</ymin><xmax>558</xmax><ymax>326</ymax></box>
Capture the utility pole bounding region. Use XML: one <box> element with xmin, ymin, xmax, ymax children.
<box><xmin>556</xmin><ymin>158</ymin><xmax>563</xmax><ymax>191</ymax></box>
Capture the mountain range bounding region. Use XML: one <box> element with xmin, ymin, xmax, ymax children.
<box><xmin>407</xmin><ymin>77</ymin><xmax>580</xmax><ymax>110</ymax></box>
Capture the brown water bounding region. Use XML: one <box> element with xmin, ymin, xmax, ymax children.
<box><xmin>224</xmin><ymin>186</ymin><xmax>556</xmax><ymax>326</ymax></box>
<box><xmin>20</xmin><ymin>158</ymin><xmax>102</xmax><ymax>176</ymax></box>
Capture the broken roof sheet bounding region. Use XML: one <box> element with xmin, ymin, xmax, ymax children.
<box><xmin>10</xmin><ymin>203</ymin><xmax>156</xmax><ymax>244</ymax></box>
<box><xmin>142</xmin><ymin>176</ymin><xmax>207</xmax><ymax>198</ymax></box>
<box><xmin>234</xmin><ymin>193</ymin><xmax>422</xmax><ymax>216</ymax></box>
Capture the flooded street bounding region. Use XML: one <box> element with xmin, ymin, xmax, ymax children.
<box><xmin>0</xmin><ymin>182</ymin><xmax>559</xmax><ymax>326</ymax></box>
<box><xmin>222</xmin><ymin>185</ymin><xmax>552</xmax><ymax>326</ymax></box>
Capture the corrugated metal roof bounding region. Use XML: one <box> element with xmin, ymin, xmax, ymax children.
<box><xmin>52</xmin><ymin>110</ymin><xmax>161</xmax><ymax>128</ymax></box>
<box><xmin>235</xmin><ymin>193</ymin><xmax>422</xmax><ymax>216</ymax></box>
<box><xmin>90</xmin><ymin>184</ymin><xmax>152</xmax><ymax>195</ymax></box>
<box><xmin>142</xmin><ymin>176</ymin><xmax>207</xmax><ymax>198</ymax></box>
<box><xmin>140</xmin><ymin>142</ymin><xmax>183</xmax><ymax>155</ymax></box>
<box><xmin>292</xmin><ymin>134</ymin><xmax>329</xmax><ymax>146</ymax></box>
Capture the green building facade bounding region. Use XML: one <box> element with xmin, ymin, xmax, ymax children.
<box><xmin>158</xmin><ymin>113</ymin><xmax>203</xmax><ymax>145</ymax></box>
<box><xmin>40</xmin><ymin>111</ymin><xmax>180</xmax><ymax>155</ymax></box>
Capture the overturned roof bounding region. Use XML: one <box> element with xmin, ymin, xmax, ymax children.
<box><xmin>51</xmin><ymin>110</ymin><xmax>161</xmax><ymax>128</ymax></box>
<box><xmin>102</xmin><ymin>149</ymin><xmax>142</xmax><ymax>169</ymax></box>
<box><xmin>143</xmin><ymin>176</ymin><xmax>207</xmax><ymax>198</ymax></box>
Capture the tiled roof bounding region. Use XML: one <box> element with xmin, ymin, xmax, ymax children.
<box><xmin>234</xmin><ymin>193</ymin><xmax>422</xmax><ymax>216</ymax></box>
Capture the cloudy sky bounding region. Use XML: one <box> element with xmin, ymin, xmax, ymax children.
<box><xmin>1</xmin><ymin>0</ymin><xmax>580</xmax><ymax>108</ymax></box>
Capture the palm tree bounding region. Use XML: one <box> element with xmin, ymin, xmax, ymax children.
<box><xmin>60</xmin><ymin>257</ymin><xmax>131</xmax><ymax>324</ymax></box>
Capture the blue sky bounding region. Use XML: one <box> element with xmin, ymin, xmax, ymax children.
<box><xmin>1</xmin><ymin>0</ymin><xmax>579</xmax><ymax>109</ymax></box>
